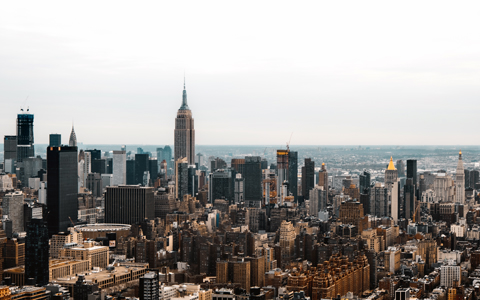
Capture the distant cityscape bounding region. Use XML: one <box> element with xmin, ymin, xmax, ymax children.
<box><xmin>1</xmin><ymin>82</ymin><xmax>480</xmax><ymax>300</ymax></box>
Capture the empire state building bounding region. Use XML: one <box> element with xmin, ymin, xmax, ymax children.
<box><xmin>174</xmin><ymin>80</ymin><xmax>195</xmax><ymax>164</ymax></box>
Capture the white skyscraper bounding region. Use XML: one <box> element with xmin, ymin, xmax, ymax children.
<box><xmin>455</xmin><ymin>150</ymin><xmax>465</xmax><ymax>204</ymax></box>
<box><xmin>113</xmin><ymin>150</ymin><xmax>126</xmax><ymax>186</ymax></box>
<box><xmin>83</xmin><ymin>152</ymin><xmax>92</xmax><ymax>187</ymax></box>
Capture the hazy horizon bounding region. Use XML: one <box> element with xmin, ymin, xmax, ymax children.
<box><xmin>2</xmin><ymin>1</ymin><xmax>480</xmax><ymax>145</ymax></box>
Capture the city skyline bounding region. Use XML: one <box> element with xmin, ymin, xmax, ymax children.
<box><xmin>1</xmin><ymin>1</ymin><xmax>480</xmax><ymax>145</ymax></box>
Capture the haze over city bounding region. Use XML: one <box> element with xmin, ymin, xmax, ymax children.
<box><xmin>2</xmin><ymin>1</ymin><xmax>480</xmax><ymax>145</ymax></box>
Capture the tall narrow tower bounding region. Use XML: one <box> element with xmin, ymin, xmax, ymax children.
<box><xmin>16</xmin><ymin>111</ymin><xmax>34</xmax><ymax>162</ymax></box>
<box><xmin>455</xmin><ymin>150</ymin><xmax>465</xmax><ymax>204</ymax></box>
<box><xmin>174</xmin><ymin>79</ymin><xmax>195</xmax><ymax>164</ymax></box>
<box><xmin>69</xmin><ymin>125</ymin><xmax>77</xmax><ymax>147</ymax></box>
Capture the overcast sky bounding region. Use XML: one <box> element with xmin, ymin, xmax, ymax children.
<box><xmin>1</xmin><ymin>1</ymin><xmax>479</xmax><ymax>145</ymax></box>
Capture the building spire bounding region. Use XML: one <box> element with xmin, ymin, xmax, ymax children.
<box><xmin>179</xmin><ymin>76</ymin><xmax>189</xmax><ymax>110</ymax></box>
<box><xmin>387</xmin><ymin>156</ymin><xmax>396</xmax><ymax>170</ymax></box>
<box><xmin>69</xmin><ymin>124</ymin><xmax>77</xmax><ymax>147</ymax></box>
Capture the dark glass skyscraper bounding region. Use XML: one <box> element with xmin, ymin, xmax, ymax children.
<box><xmin>301</xmin><ymin>158</ymin><xmax>315</xmax><ymax>200</ymax></box>
<box><xmin>25</xmin><ymin>218</ymin><xmax>49</xmax><ymax>286</ymax></box>
<box><xmin>163</xmin><ymin>146</ymin><xmax>173</xmax><ymax>170</ymax></box>
<box><xmin>135</xmin><ymin>154</ymin><xmax>149</xmax><ymax>185</ymax></box>
<box><xmin>208</xmin><ymin>168</ymin><xmax>235</xmax><ymax>204</ymax></box>
<box><xmin>288</xmin><ymin>151</ymin><xmax>298</xmax><ymax>202</ymax></box>
<box><xmin>176</xmin><ymin>158</ymin><xmax>189</xmax><ymax>200</ymax></box>
<box><xmin>49</xmin><ymin>134</ymin><xmax>61</xmax><ymax>147</ymax></box>
<box><xmin>3</xmin><ymin>135</ymin><xmax>17</xmax><ymax>163</ymax></box>
<box><xmin>244</xmin><ymin>156</ymin><xmax>262</xmax><ymax>206</ymax></box>
<box><xmin>85</xmin><ymin>149</ymin><xmax>101</xmax><ymax>160</ymax></box>
<box><xmin>46</xmin><ymin>146</ymin><xmax>78</xmax><ymax>236</ymax></box>
<box><xmin>16</xmin><ymin>113</ymin><xmax>34</xmax><ymax>162</ymax></box>
<box><xmin>359</xmin><ymin>170</ymin><xmax>371</xmax><ymax>194</ymax></box>
<box><xmin>126</xmin><ymin>160</ymin><xmax>135</xmax><ymax>184</ymax></box>
<box><xmin>406</xmin><ymin>159</ymin><xmax>417</xmax><ymax>185</ymax></box>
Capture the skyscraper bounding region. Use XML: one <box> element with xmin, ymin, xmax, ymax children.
<box><xmin>385</xmin><ymin>157</ymin><xmax>399</xmax><ymax>222</ymax></box>
<box><xmin>302</xmin><ymin>158</ymin><xmax>315</xmax><ymax>200</ymax></box>
<box><xmin>276</xmin><ymin>150</ymin><xmax>298</xmax><ymax>204</ymax></box>
<box><xmin>25</xmin><ymin>218</ymin><xmax>49</xmax><ymax>286</ymax></box>
<box><xmin>244</xmin><ymin>156</ymin><xmax>262</xmax><ymax>207</ymax></box>
<box><xmin>406</xmin><ymin>159</ymin><xmax>417</xmax><ymax>186</ymax></box>
<box><xmin>135</xmin><ymin>154</ymin><xmax>149</xmax><ymax>185</ymax></box>
<box><xmin>359</xmin><ymin>170</ymin><xmax>371</xmax><ymax>194</ymax></box>
<box><xmin>139</xmin><ymin>272</ymin><xmax>160</xmax><ymax>300</ymax></box>
<box><xmin>318</xmin><ymin>163</ymin><xmax>328</xmax><ymax>190</ymax></box>
<box><xmin>385</xmin><ymin>157</ymin><xmax>398</xmax><ymax>184</ymax></box>
<box><xmin>104</xmin><ymin>186</ymin><xmax>154</xmax><ymax>224</ymax></box>
<box><xmin>174</xmin><ymin>80</ymin><xmax>195</xmax><ymax>165</ymax></box>
<box><xmin>208</xmin><ymin>168</ymin><xmax>235</xmax><ymax>204</ymax></box>
<box><xmin>4</xmin><ymin>135</ymin><xmax>17</xmax><ymax>162</ymax></box>
<box><xmin>46</xmin><ymin>146</ymin><xmax>78</xmax><ymax>236</ymax></box>
<box><xmin>455</xmin><ymin>151</ymin><xmax>465</xmax><ymax>204</ymax></box>
<box><xmin>16</xmin><ymin>112</ymin><xmax>34</xmax><ymax>162</ymax></box>
<box><xmin>49</xmin><ymin>134</ymin><xmax>61</xmax><ymax>147</ymax></box>
<box><xmin>69</xmin><ymin>125</ymin><xmax>77</xmax><ymax>147</ymax></box>
<box><xmin>2</xmin><ymin>191</ymin><xmax>25</xmax><ymax>234</ymax></box>
<box><xmin>288</xmin><ymin>151</ymin><xmax>298</xmax><ymax>203</ymax></box>
<box><xmin>163</xmin><ymin>146</ymin><xmax>173</xmax><ymax>170</ymax></box>
<box><xmin>112</xmin><ymin>150</ymin><xmax>126</xmax><ymax>186</ymax></box>
<box><xmin>175</xmin><ymin>158</ymin><xmax>189</xmax><ymax>200</ymax></box>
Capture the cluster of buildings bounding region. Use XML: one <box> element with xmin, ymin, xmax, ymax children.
<box><xmin>1</xmin><ymin>83</ymin><xmax>480</xmax><ymax>300</ymax></box>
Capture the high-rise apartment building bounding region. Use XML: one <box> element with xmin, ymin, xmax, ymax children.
<box><xmin>302</xmin><ymin>158</ymin><xmax>315</xmax><ymax>200</ymax></box>
<box><xmin>139</xmin><ymin>272</ymin><xmax>160</xmax><ymax>300</ymax></box>
<box><xmin>279</xmin><ymin>221</ymin><xmax>296</xmax><ymax>266</ymax></box>
<box><xmin>174</xmin><ymin>81</ymin><xmax>195</xmax><ymax>164</ymax></box>
<box><xmin>16</xmin><ymin>112</ymin><xmax>34</xmax><ymax>162</ymax></box>
<box><xmin>234</xmin><ymin>174</ymin><xmax>245</xmax><ymax>204</ymax></box>
<box><xmin>370</xmin><ymin>183</ymin><xmax>389</xmax><ymax>218</ymax></box>
<box><xmin>104</xmin><ymin>186</ymin><xmax>154</xmax><ymax>224</ymax></box>
<box><xmin>233</xmin><ymin>260</ymin><xmax>251</xmax><ymax>292</ymax></box>
<box><xmin>46</xmin><ymin>146</ymin><xmax>78</xmax><ymax>236</ymax></box>
<box><xmin>309</xmin><ymin>186</ymin><xmax>327</xmax><ymax>216</ymax></box>
<box><xmin>455</xmin><ymin>151</ymin><xmax>465</xmax><ymax>204</ymax></box>
<box><xmin>440</xmin><ymin>264</ymin><xmax>461</xmax><ymax>288</ymax></box>
<box><xmin>2</xmin><ymin>191</ymin><xmax>25</xmax><ymax>234</ymax></box>
<box><xmin>318</xmin><ymin>163</ymin><xmax>328</xmax><ymax>190</ymax></box>
<box><xmin>112</xmin><ymin>150</ymin><xmax>126</xmax><ymax>186</ymax></box>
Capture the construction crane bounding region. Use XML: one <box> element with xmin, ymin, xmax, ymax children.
<box><xmin>68</xmin><ymin>216</ymin><xmax>76</xmax><ymax>226</ymax></box>
<box><xmin>286</xmin><ymin>132</ymin><xmax>293</xmax><ymax>151</ymax></box>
